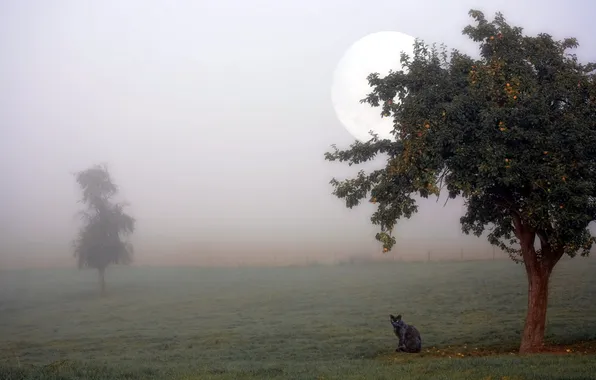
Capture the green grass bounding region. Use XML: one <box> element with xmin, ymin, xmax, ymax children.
<box><xmin>1</xmin><ymin>258</ymin><xmax>595</xmax><ymax>379</ymax></box>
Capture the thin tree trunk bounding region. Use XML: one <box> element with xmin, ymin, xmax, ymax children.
<box><xmin>519</xmin><ymin>265</ymin><xmax>550</xmax><ymax>353</ymax></box>
<box><xmin>98</xmin><ymin>267</ymin><xmax>106</xmax><ymax>296</ymax></box>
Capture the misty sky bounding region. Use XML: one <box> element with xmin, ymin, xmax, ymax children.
<box><xmin>1</xmin><ymin>0</ymin><xmax>595</xmax><ymax>266</ymax></box>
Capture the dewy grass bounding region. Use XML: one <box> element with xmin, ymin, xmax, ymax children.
<box><xmin>1</xmin><ymin>258</ymin><xmax>595</xmax><ymax>379</ymax></box>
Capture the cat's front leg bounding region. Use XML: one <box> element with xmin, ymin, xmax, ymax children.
<box><xmin>397</xmin><ymin>331</ymin><xmax>407</xmax><ymax>352</ymax></box>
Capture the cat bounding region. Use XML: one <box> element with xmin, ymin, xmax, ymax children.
<box><xmin>390</xmin><ymin>314</ymin><xmax>422</xmax><ymax>353</ymax></box>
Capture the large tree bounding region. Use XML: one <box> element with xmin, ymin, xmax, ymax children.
<box><xmin>73</xmin><ymin>164</ymin><xmax>135</xmax><ymax>296</ymax></box>
<box><xmin>324</xmin><ymin>10</ymin><xmax>596</xmax><ymax>353</ymax></box>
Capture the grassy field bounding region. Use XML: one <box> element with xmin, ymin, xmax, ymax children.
<box><xmin>1</xmin><ymin>258</ymin><xmax>595</xmax><ymax>380</ymax></box>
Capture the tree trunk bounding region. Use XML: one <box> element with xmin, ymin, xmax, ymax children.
<box><xmin>519</xmin><ymin>265</ymin><xmax>550</xmax><ymax>353</ymax></box>
<box><xmin>510</xmin><ymin>212</ymin><xmax>565</xmax><ymax>354</ymax></box>
<box><xmin>98</xmin><ymin>267</ymin><xmax>106</xmax><ymax>296</ymax></box>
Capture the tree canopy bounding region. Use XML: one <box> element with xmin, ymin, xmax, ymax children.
<box><xmin>324</xmin><ymin>10</ymin><xmax>596</xmax><ymax>353</ymax></box>
<box><xmin>73</xmin><ymin>163</ymin><xmax>135</xmax><ymax>295</ymax></box>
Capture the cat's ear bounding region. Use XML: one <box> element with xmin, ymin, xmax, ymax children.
<box><xmin>396</xmin><ymin>314</ymin><xmax>402</xmax><ymax>320</ymax></box>
<box><xmin>390</xmin><ymin>314</ymin><xmax>396</xmax><ymax>320</ymax></box>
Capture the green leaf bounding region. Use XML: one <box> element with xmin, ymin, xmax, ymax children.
<box><xmin>325</xmin><ymin>9</ymin><xmax>596</xmax><ymax>261</ymax></box>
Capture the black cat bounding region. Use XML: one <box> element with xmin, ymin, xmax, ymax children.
<box><xmin>390</xmin><ymin>314</ymin><xmax>422</xmax><ymax>353</ymax></box>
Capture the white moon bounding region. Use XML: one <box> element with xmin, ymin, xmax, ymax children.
<box><xmin>331</xmin><ymin>31</ymin><xmax>416</xmax><ymax>142</ymax></box>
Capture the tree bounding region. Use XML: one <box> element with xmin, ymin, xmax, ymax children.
<box><xmin>324</xmin><ymin>10</ymin><xmax>596</xmax><ymax>353</ymax></box>
<box><xmin>73</xmin><ymin>163</ymin><xmax>135</xmax><ymax>296</ymax></box>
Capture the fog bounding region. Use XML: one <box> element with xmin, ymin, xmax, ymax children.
<box><xmin>1</xmin><ymin>0</ymin><xmax>594</xmax><ymax>269</ymax></box>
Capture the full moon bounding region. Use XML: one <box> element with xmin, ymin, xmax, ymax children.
<box><xmin>331</xmin><ymin>31</ymin><xmax>416</xmax><ymax>142</ymax></box>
